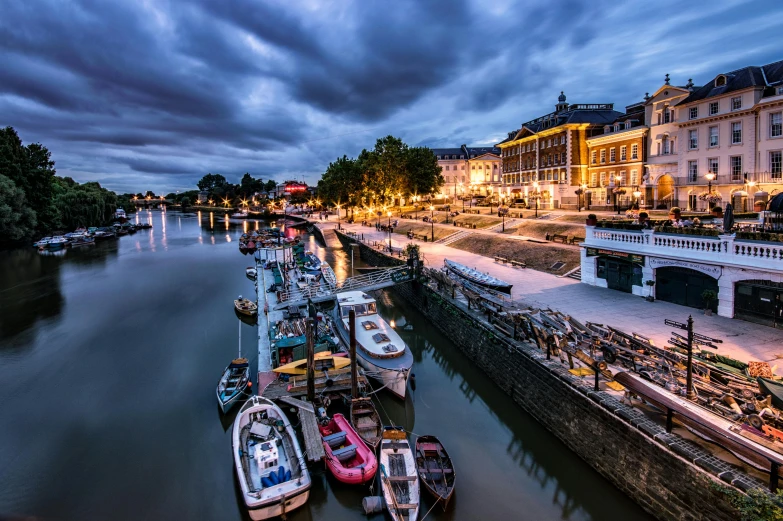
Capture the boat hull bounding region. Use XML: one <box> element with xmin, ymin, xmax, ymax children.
<box><xmin>356</xmin><ymin>355</ymin><xmax>410</xmax><ymax>400</ymax></box>
<box><xmin>247</xmin><ymin>489</ymin><xmax>310</xmax><ymax>521</ymax></box>
<box><xmin>444</xmin><ymin>259</ymin><xmax>512</xmax><ymax>294</ymax></box>
<box><xmin>415</xmin><ymin>435</ymin><xmax>455</xmax><ymax>509</ymax></box>
<box><xmin>321</xmin><ymin>414</ymin><xmax>378</xmax><ymax>485</ymax></box>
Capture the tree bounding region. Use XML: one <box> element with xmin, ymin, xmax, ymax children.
<box><xmin>240</xmin><ymin>173</ymin><xmax>263</xmax><ymax>196</ymax></box>
<box><xmin>363</xmin><ymin>136</ymin><xmax>408</xmax><ymax>205</ymax></box>
<box><xmin>52</xmin><ymin>178</ymin><xmax>118</xmax><ymax>230</ymax></box>
<box><xmin>318</xmin><ymin>155</ymin><xmax>365</xmax><ymax>214</ymax></box>
<box><xmin>180</xmin><ymin>196</ymin><xmax>191</xmax><ymax>208</ymax></box>
<box><xmin>197</xmin><ymin>173</ymin><xmax>228</xmax><ymax>192</ymax></box>
<box><xmin>144</xmin><ymin>190</ymin><xmax>156</xmax><ymax>199</ymax></box>
<box><xmin>0</xmin><ymin>174</ymin><xmax>37</xmax><ymax>243</ymax></box>
<box><xmin>264</xmin><ymin>179</ymin><xmax>277</xmax><ymax>192</ymax></box>
<box><xmin>405</xmin><ymin>146</ymin><xmax>443</xmax><ymax>197</ymax></box>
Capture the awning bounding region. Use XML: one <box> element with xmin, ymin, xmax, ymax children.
<box><xmin>511</xmin><ymin>188</ymin><xmax>522</xmax><ymax>193</ymax></box>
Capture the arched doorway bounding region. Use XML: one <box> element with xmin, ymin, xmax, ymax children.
<box><xmin>657</xmin><ymin>175</ymin><xmax>674</xmax><ymax>209</ymax></box>
<box><xmin>656</xmin><ymin>267</ymin><xmax>718</xmax><ymax>312</ymax></box>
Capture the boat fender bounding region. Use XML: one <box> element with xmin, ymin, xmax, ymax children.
<box><xmin>278</xmin><ymin>466</ymin><xmax>286</xmax><ymax>483</ymax></box>
<box><xmin>261</xmin><ymin>476</ymin><xmax>275</xmax><ymax>488</ymax></box>
<box><xmin>362</xmin><ymin>496</ymin><xmax>385</xmax><ymax>514</ymax></box>
<box><xmin>285</xmin><ymin>469</ymin><xmax>291</xmax><ymax>482</ymax></box>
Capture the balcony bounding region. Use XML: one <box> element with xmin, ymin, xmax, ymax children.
<box><xmin>584</xmin><ymin>227</ymin><xmax>783</xmax><ymax>272</ymax></box>
<box><xmin>676</xmin><ymin>172</ymin><xmax>783</xmax><ymax>186</ymax></box>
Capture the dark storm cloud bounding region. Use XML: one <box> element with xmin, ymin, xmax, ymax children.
<box><xmin>1</xmin><ymin>0</ymin><xmax>782</xmax><ymax>193</ymax></box>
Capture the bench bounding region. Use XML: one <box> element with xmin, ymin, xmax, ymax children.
<box><xmin>509</xmin><ymin>259</ymin><xmax>527</xmax><ymax>268</ymax></box>
<box><xmin>415</xmin><ymin>234</ymin><xmax>429</xmax><ymax>242</ymax></box>
<box><xmin>332</xmin><ymin>444</ymin><xmax>357</xmax><ymax>462</ymax></box>
<box><xmin>494</xmin><ymin>256</ymin><xmax>508</xmax><ymax>264</ymax></box>
<box><xmin>323</xmin><ymin>431</ymin><xmax>347</xmax><ymax>448</ymax></box>
<box><xmin>385</xmin><ymin>475</ymin><xmax>418</xmax><ymax>481</ymax></box>
<box><xmin>550</xmin><ymin>234</ymin><xmax>568</xmax><ymax>243</ymax></box>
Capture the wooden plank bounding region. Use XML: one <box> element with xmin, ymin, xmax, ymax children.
<box><xmin>278</xmin><ymin>396</ymin><xmax>315</xmax><ymax>413</ymax></box>
<box><xmin>298</xmin><ymin>408</ymin><xmax>325</xmax><ymax>463</ymax></box>
<box><xmin>385</xmin><ymin>475</ymin><xmax>418</xmax><ymax>481</ymax></box>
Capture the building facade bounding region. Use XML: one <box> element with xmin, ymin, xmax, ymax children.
<box><xmin>585</xmin><ymin>102</ymin><xmax>648</xmax><ymax>211</ymax></box>
<box><xmin>431</xmin><ymin>145</ymin><xmax>501</xmax><ymax>202</ymax></box>
<box><xmin>497</xmin><ymin>93</ymin><xmax>622</xmax><ymax>210</ymax></box>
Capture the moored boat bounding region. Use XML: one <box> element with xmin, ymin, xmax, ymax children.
<box><xmin>47</xmin><ymin>236</ymin><xmax>70</xmax><ymax>250</ymax></box>
<box><xmin>415</xmin><ymin>435</ymin><xmax>456</xmax><ymax>509</ymax></box>
<box><xmin>379</xmin><ymin>427</ymin><xmax>419</xmax><ymax>521</ymax></box>
<box><xmin>235</xmin><ymin>296</ymin><xmax>258</xmax><ymax>317</ymax></box>
<box><xmin>273</xmin><ymin>353</ymin><xmax>350</xmax><ymax>375</ymax></box>
<box><xmin>350</xmin><ymin>397</ymin><xmax>382</xmax><ymax>450</ymax></box>
<box><xmin>333</xmin><ymin>291</ymin><xmax>412</xmax><ymax>399</ymax></box>
<box><xmin>217</xmin><ymin>358</ymin><xmax>251</xmax><ymax>414</ymax></box>
<box><xmin>70</xmin><ymin>236</ymin><xmax>96</xmax><ymax>247</ymax></box>
<box><xmin>246</xmin><ymin>267</ymin><xmax>257</xmax><ymax>280</ymax></box>
<box><xmin>232</xmin><ymin>396</ymin><xmax>311</xmax><ymax>520</ymax></box>
<box><xmin>319</xmin><ymin>413</ymin><xmax>378</xmax><ymax>485</ymax></box>
<box><xmin>444</xmin><ymin>258</ymin><xmax>513</xmax><ymax>294</ymax></box>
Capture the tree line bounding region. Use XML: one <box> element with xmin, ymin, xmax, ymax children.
<box><xmin>316</xmin><ymin>136</ymin><xmax>443</xmax><ymax>215</ymax></box>
<box><xmin>0</xmin><ymin>127</ymin><xmax>138</xmax><ymax>244</ymax></box>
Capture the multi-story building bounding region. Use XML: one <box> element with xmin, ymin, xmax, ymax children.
<box><xmin>431</xmin><ymin>145</ymin><xmax>501</xmax><ymax>203</ymax></box>
<box><xmin>585</xmin><ymin>102</ymin><xmax>648</xmax><ymax>210</ymax></box>
<box><xmin>497</xmin><ymin>93</ymin><xmax>622</xmax><ymax>210</ymax></box>
<box><xmin>675</xmin><ymin>60</ymin><xmax>783</xmax><ymax>211</ymax></box>
<box><xmin>643</xmin><ymin>75</ymin><xmax>694</xmax><ymax>209</ymax></box>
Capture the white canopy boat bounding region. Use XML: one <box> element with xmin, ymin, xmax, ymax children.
<box><xmin>333</xmin><ymin>291</ymin><xmax>412</xmax><ymax>399</ymax></box>
<box><xmin>232</xmin><ymin>396</ymin><xmax>311</xmax><ymax>520</ymax></box>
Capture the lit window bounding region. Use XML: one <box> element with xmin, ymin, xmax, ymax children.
<box><xmin>591</xmin><ymin>151</ymin><xmax>597</xmax><ymax>164</ymax></box>
<box><xmin>600</xmin><ymin>150</ymin><xmax>606</xmax><ymax>164</ymax></box>
<box><xmin>689</xmin><ymin>129</ymin><xmax>698</xmax><ymax>150</ymax></box>
<box><xmin>771</xmin><ymin>112</ymin><xmax>782</xmax><ymax>138</ymax></box>
<box><xmin>732</xmin><ymin>122</ymin><xmax>742</xmax><ymax>144</ymax></box>
<box><xmin>730</xmin><ymin>156</ymin><xmax>742</xmax><ymax>181</ymax></box>
<box><xmin>599</xmin><ymin>172</ymin><xmax>607</xmax><ymax>186</ymax></box>
<box><xmin>631</xmin><ymin>144</ymin><xmax>638</xmax><ymax>159</ymax></box>
<box><xmin>689</xmin><ymin>107</ymin><xmax>698</xmax><ymax>120</ymax></box>
<box><xmin>688</xmin><ymin>160</ymin><xmax>698</xmax><ymax>182</ymax></box>
<box><xmin>610</xmin><ymin>148</ymin><xmax>616</xmax><ymax>162</ymax></box>
<box><xmin>630</xmin><ymin>170</ymin><xmax>638</xmax><ymax>185</ymax></box>
<box><xmin>710</xmin><ymin>102</ymin><xmax>719</xmax><ymax>115</ymax></box>
<box><xmin>771</xmin><ymin>151</ymin><xmax>782</xmax><ymax>179</ymax></box>
<box><xmin>590</xmin><ymin>172</ymin><xmax>597</xmax><ymax>186</ymax></box>
<box><xmin>731</xmin><ymin>96</ymin><xmax>742</xmax><ymax>111</ymax></box>
<box><xmin>620</xmin><ymin>146</ymin><xmax>627</xmax><ymax>161</ymax></box>
<box><xmin>709</xmin><ymin>126</ymin><xmax>719</xmax><ymax>147</ymax></box>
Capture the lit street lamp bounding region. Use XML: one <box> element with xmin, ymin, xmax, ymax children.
<box><xmin>705</xmin><ymin>171</ymin><xmax>716</xmax><ymax>209</ymax></box>
<box><xmin>429</xmin><ymin>205</ymin><xmax>435</xmax><ymax>242</ymax></box>
<box><xmin>387</xmin><ymin>210</ymin><xmax>392</xmax><ymax>251</ymax></box>
<box><xmin>531</xmin><ymin>181</ymin><xmax>542</xmax><ymax>218</ymax></box>
<box><xmin>633</xmin><ymin>189</ymin><xmax>642</xmax><ymax>207</ymax></box>
<box><xmin>336</xmin><ymin>203</ymin><xmax>342</xmax><ymax>230</ymax></box>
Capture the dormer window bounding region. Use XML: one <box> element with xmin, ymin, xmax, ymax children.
<box><xmin>614</xmin><ymin>124</ymin><xmax>620</xmax><ymax>132</ymax></box>
<box><xmin>715</xmin><ymin>75</ymin><xmax>727</xmax><ymax>87</ymax></box>
<box><xmin>603</xmin><ymin>125</ymin><xmax>611</xmax><ymax>133</ymax></box>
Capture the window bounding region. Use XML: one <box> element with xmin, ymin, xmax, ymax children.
<box><xmin>599</xmin><ymin>172</ymin><xmax>607</xmax><ymax>186</ymax></box>
<box><xmin>591</xmin><ymin>151</ymin><xmax>597</xmax><ymax>164</ymax></box>
<box><xmin>732</xmin><ymin>121</ymin><xmax>742</xmax><ymax>144</ymax></box>
<box><xmin>600</xmin><ymin>149</ymin><xmax>606</xmax><ymax>163</ymax></box>
<box><xmin>561</xmin><ymin>152</ymin><xmax>566</xmax><ymax>164</ymax></box>
<box><xmin>689</xmin><ymin>107</ymin><xmax>698</xmax><ymax>120</ymax></box>
<box><xmin>689</xmin><ymin>129</ymin><xmax>698</xmax><ymax>149</ymax></box>
<box><xmin>730</xmin><ymin>156</ymin><xmax>742</xmax><ymax>181</ymax></box>
<box><xmin>771</xmin><ymin>112</ymin><xmax>782</xmax><ymax>138</ymax></box>
<box><xmin>590</xmin><ymin>172</ymin><xmax>597</xmax><ymax>187</ymax></box>
<box><xmin>708</xmin><ymin>158</ymin><xmax>719</xmax><ymax>177</ymax></box>
<box><xmin>620</xmin><ymin>146</ymin><xmax>627</xmax><ymax>161</ymax></box>
<box><xmin>715</xmin><ymin>75</ymin><xmax>726</xmax><ymax>87</ymax></box>
<box><xmin>444</xmin><ymin>165</ymin><xmax>449</xmax><ymax>171</ymax></box>
<box><xmin>610</xmin><ymin>148</ymin><xmax>616</xmax><ymax>162</ymax></box>
<box><xmin>731</xmin><ymin>96</ymin><xmax>742</xmax><ymax>111</ymax></box>
<box><xmin>630</xmin><ymin>170</ymin><xmax>639</xmax><ymax>185</ymax></box>
<box><xmin>663</xmin><ymin>137</ymin><xmax>670</xmax><ymax>155</ymax></box>
<box><xmin>709</xmin><ymin>126</ymin><xmax>719</xmax><ymax>147</ymax></box>
<box><xmin>664</xmin><ymin>109</ymin><xmax>671</xmax><ymax>123</ymax></box>
<box><xmin>771</xmin><ymin>151</ymin><xmax>782</xmax><ymax>179</ymax></box>
<box><xmin>560</xmin><ymin>135</ymin><xmax>566</xmax><ymax>145</ymax></box>
<box><xmin>460</xmin><ymin>155</ymin><xmax>464</xmax><ymax>159</ymax></box>
<box><xmin>778</xmin><ymin>87</ymin><xmax>783</xmax><ymax>95</ymax></box>
<box><xmin>709</xmin><ymin>102</ymin><xmax>719</xmax><ymax>115</ymax></box>
<box><xmin>688</xmin><ymin>160</ymin><xmax>698</xmax><ymax>182</ymax></box>
<box><xmin>617</xmin><ymin>172</ymin><xmax>626</xmax><ymax>186</ymax></box>
<box><xmin>631</xmin><ymin>144</ymin><xmax>639</xmax><ymax>159</ymax></box>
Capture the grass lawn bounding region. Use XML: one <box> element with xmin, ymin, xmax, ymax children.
<box><xmin>452</xmin><ymin>215</ymin><xmax>501</xmax><ymax>228</ymax></box>
<box><xmin>449</xmin><ymin>235</ymin><xmax>581</xmax><ymax>273</ymax></box>
<box><xmin>512</xmin><ymin>221</ymin><xmax>585</xmax><ymax>240</ymax></box>
<box><xmin>390</xmin><ymin>222</ymin><xmax>456</xmax><ymax>241</ymax></box>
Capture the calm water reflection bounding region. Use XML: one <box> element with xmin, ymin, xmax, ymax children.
<box><xmin>0</xmin><ymin>210</ymin><xmax>651</xmax><ymax>521</ymax></box>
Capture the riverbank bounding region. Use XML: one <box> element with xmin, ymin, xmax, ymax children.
<box><xmin>334</xmin><ymin>230</ymin><xmax>776</xmax><ymax>521</ymax></box>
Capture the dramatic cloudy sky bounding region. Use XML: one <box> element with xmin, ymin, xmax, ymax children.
<box><xmin>2</xmin><ymin>0</ymin><xmax>782</xmax><ymax>194</ymax></box>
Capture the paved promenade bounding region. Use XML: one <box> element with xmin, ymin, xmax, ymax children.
<box><xmin>315</xmin><ymin>220</ymin><xmax>783</xmax><ymax>365</ymax></box>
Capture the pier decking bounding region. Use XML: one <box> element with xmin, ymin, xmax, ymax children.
<box><xmin>278</xmin><ymin>397</ymin><xmax>325</xmax><ymax>463</ymax></box>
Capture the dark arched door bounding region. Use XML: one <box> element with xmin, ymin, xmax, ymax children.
<box><xmin>656</xmin><ymin>267</ymin><xmax>718</xmax><ymax>312</ymax></box>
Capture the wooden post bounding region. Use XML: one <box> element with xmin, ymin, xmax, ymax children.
<box><xmin>594</xmin><ymin>366</ymin><xmax>600</xmax><ymax>391</ymax></box>
<box><xmin>686</xmin><ymin>315</ymin><xmax>695</xmax><ymax>401</ymax></box>
<box><xmin>349</xmin><ymin>309</ymin><xmax>358</xmax><ymax>400</ymax></box>
<box><xmin>666</xmin><ymin>409</ymin><xmax>674</xmax><ymax>433</ymax></box>
<box><xmin>306</xmin><ymin>317</ymin><xmax>315</xmax><ymax>403</ymax></box>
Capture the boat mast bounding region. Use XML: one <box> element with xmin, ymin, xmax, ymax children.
<box><xmin>238</xmin><ymin>318</ymin><xmax>242</xmax><ymax>358</ymax></box>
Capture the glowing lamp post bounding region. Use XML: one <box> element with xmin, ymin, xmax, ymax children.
<box><xmin>429</xmin><ymin>205</ymin><xmax>435</xmax><ymax>242</ymax></box>
<box><xmin>387</xmin><ymin>210</ymin><xmax>392</xmax><ymax>251</ymax></box>
<box><xmin>531</xmin><ymin>181</ymin><xmax>541</xmax><ymax>218</ymax></box>
<box><xmin>705</xmin><ymin>171</ymin><xmax>716</xmax><ymax>209</ymax></box>
<box><xmin>336</xmin><ymin>204</ymin><xmax>342</xmax><ymax>230</ymax></box>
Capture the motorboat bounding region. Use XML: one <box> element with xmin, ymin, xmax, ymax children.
<box><xmin>232</xmin><ymin>396</ymin><xmax>311</xmax><ymax>520</ymax></box>
<box><xmin>350</xmin><ymin>397</ymin><xmax>383</xmax><ymax>450</ymax></box>
<box><xmin>235</xmin><ymin>296</ymin><xmax>258</xmax><ymax>317</ymax></box>
<box><xmin>415</xmin><ymin>435</ymin><xmax>456</xmax><ymax>509</ymax></box>
<box><xmin>33</xmin><ymin>237</ymin><xmax>52</xmax><ymax>248</ymax></box>
<box><xmin>319</xmin><ymin>413</ymin><xmax>378</xmax><ymax>485</ymax></box>
<box><xmin>333</xmin><ymin>291</ymin><xmax>413</xmax><ymax>399</ymax></box>
<box><xmin>444</xmin><ymin>259</ymin><xmax>513</xmax><ymax>294</ymax></box>
<box><xmin>379</xmin><ymin>427</ymin><xmax>419</xmax><ymax>521</ymax></box>
<box><xmin>47</xmin><ymin>236</ymin><xmax>70</xmax><ymax>251</ymax></box>
<box><xmin>70</xmin><ymin>236</ymin><xmax>95</xmax><ymax>247</ymax></box>
<box><xmin>217</xmin><ymin>320</ymin><xmax>252</xmax><ymax>414</ymax></box>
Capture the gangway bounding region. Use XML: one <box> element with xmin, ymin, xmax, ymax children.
<box><xmin>274</xmin><ymin>264</ymin><xmax>415</xmax><ymax>309</ymax></box>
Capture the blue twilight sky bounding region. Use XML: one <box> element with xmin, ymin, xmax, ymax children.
<box><xmin>1</xmin><ymin>0</ymin><xmax>782</xmax><ymax>194</ymax></box>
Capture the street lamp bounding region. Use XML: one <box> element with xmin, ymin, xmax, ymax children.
<box><xmin>633</xmin><ymin>189</ymin><xmax>642</xmax><ymax>207</ymax></box>
<box><xmin>429</xmin><ymin>205</ymin><xmax>435</xmax><ymax>242</ymax></box>
<box><xmin>336</xmin><ymin>203</ymin><xmax>342</xmax><ymax>230</ymax></box>
<box><xmin>387</xmin><ymin>210</ymin><xmax>392</xmax><ymax>251</ymax></box>
<box><xmin>705</xmin><ymin>171</ymin><xmax>716</xmax><ymax>209</ymax></box>
<box><xmin>413</xmin><ymin>196</ymin><xmax>419</xmax><ymax>220</ymax></box>
<box><xmin>531</xmin><ymin>181</ymin><xmax>541</xmax><ymax>218</ymax></box>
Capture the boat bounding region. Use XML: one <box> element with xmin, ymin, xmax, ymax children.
<box><xmin>235</xmin><ymin>296</ymin><xmax>258</xmax><ymax>317</ymax></box>
<box><xmin>47</xmin><ymin>236</ymin><xmax>70</xmax><ymax>251</ymax></box>
<box><xmin>333</xmin><ymin>291</ymin><xmax>413</xmax><ymax>399</ymax></box>
<box><xmin>273</xmin><ymin>352</ymin><xmax>350</xmax><ymax>375</ymax></box>
<box><xmin>319</xmin><ymin>413</ymin><xmax>378</xmax><ymax>485</ymax></box>
<box><xmin>246</xmin><ymin>267</ymin><xmax>257</xmax><ymax>280</ymax></box>
<box><xmin>350</xmin><ymin>397</ymin><xmax>383</xmax><ymax>449</ymax></box>
<box><xmin>93</xmin><ymin>228</ymin><xmax>115</xmax><ymax>240</ymax></box>
<box><xmin>758</xmin><ymin>378</ymin><xmax>783</xmax><ymax>410</ymax></box>
<box><xmin>70</xmin><ymin>236</ymin><xmax>95</xmax><ymax>248</ymax></box>
<box><xmin>444</xmin><ymin>259</ymin><xmax>513</xmax><ymax>294</ymax></box>
<box><xmin>269</xmin><ymin>312</ymin><xmax>342</xmax><ymax>369</ymax></box>
<box><xmin>415</xmin><ymin>435</ymin><xmax>456</xmax><ymax>509</ymax></box>
<box><xmin>33</xmin><ymin>237</ymin><xmax>52</xmax><ymax>248</ymax></box>
<box><xmin>232</xmin><ymin>396</ymin><xmax>311</xmax><ymax>520</ymax></box>
<box><xmin>217</xmin><ymin>320</ymin><xmax>252</xmax><ymax>414</ymax></box>
<box><xmin>379</xmin><ymin>427</ymin><xmax>419</xmax><ymax>521</ymax></box>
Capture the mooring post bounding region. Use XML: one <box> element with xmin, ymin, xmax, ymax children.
<box><xmin>666</xmin><ymin>409</ymin><xmax>674</xmax><ymax>433</ymax></box>
<box><xmin>594</xmin><ymin>366</ymin><xmax>600</xmax><ymax>391</ymax></box>
<box><xmin>546</xmin><ymin>337</ymin><xmax>552</xmax><ymax>360</ymax></box>
<box><xmin>349</xmin><ymin>309</ymin><xmax>358</xmax><ymax>400</ymax></box>
<box><xmin>686</xmin><ymin>315</ymin><xmax>695</xmax><ymax>401</ymax></box>
<box><xmin>771</xmin><ymin>462</ymin><xmax>781</xmax><ymax>492</ymax></box>
<box><xmin>306</xmin><ymin>317</ymin><xmax>315</xmax><ymax>403</ymax></box>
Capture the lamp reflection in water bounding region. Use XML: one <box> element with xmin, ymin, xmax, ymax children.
<box><xmin>209</xmin><ymin>212</ymin><xmax>214</xmax><ymax>229</ymax></box>
<box><xmin>197</xmin><ymin>211</ymin><xmax>202</xmax><ymax>227</ymax></box>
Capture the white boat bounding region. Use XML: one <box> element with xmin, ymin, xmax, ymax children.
<box><xmin>333</xmin><ymin>291</ymin><xmax>412</xmax><ymax>399</ymax></box>
<box><xmin>379</xmin><ymin>427</ymin><xmax>419</xmax><ymax>521</ymax></box>
<box><xmin>246</xmin><ymin>267</ymin><xmax>257</xmax><ymax>280</ymax></box>
<box><xmin>232</xmin><ymin>396</ymin><xmax>311</xmax><ymax>520</ymax></box>
<box><xmin>444</xmin><ymin>259</ymin><xmax>513</xmax><ymax>294</ymax></box>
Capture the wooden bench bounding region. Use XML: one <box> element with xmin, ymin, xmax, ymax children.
<box><xmin>550</xmin><ymin>234</ymin><xmax>568</xmax><ymax>243</ymax></box>
<box><xmin>509</xmin><ymin>259</ymin><xmax>527</xmax><ymax>268</ymax></box>
<box><xmin>494</xmin><ymin>256</ymin><xmax>508</xmax><ymax>264</ymax></box>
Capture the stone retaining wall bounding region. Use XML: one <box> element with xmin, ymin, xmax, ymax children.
<box><xmin>335</xmin><ymin>230</ymin><xmax>755</xmax><ymax>521</ymax></box>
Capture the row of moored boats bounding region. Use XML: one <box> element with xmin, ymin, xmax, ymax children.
<box><xmin>33</xmin><ymin>222</ymin><xmax>151</xmax><ymax>252</ymax></box>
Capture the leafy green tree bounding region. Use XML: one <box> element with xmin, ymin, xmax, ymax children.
<box><xmin>52</xmin><ymin>178</ymin><xmax>118</xmax><ymax>230</ymax></box>
<box><xmin>240</xmin><ymin>173</ymin><xmax>263</xmax><ymax>196</ymax></box>
<box><xmin>144</xmin><ymin>190</ymin><xmax>156</xmax><ymax>199</ymax></box>
<box><xmin>180</xmin><ymin>196</ymin><xmax>191</xmax><ymax>208</ymax></box>
<box><xmin>363</xmin><ymin>136</ymin><xmax>408</xmax><ymax>205</ymax></box>
<box><xmin>405</xmin><ymin>146</ymin><xmax>443</xmax><ymax>197</ymax></box>
<box><xmin>264</xmin><ymin>179</ymin><xmax>277</xmax><ymax>192</ymax></box>
<box><xmin>0</xmin><ymin>174</ymin><xmax>37</xmax><ymax>243</ymax></box>
<box><xmin>197</xmin><ymin>173</ymin><xmax>228</xmax><ymax>192</ymax></box>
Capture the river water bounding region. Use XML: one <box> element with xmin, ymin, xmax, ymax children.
<box><xmin>0</xmin><ymin>209</ymin><xmax>652</xmax><ymax>521</ymax></box>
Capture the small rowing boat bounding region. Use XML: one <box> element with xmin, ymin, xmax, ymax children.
<box><xmin>350</xmin><ymin>397</ymin><xmax>382</xmax><ymax>450</ymax></box>
<box><xmin>415</xmin><ymin>435</ymin><xmax>456</xmax><ymax>509</ymax></box>
<box><xmin>235</xmin><ymin>296</ymin><xmax>258</xmax><ymax>317</ymax></box>
<box><xmin>444</xmin><ymin>259</ymin><xmax>513</xmax><ymax>294</ymax></box>
<box><xmin>379</xmin><ymin>427</ymin><xmax>419</xmax><ymax>521</ymax></box>
<box><xmin>217</xmin><ymin>321</ymin><xmax>252</xmax><ymax>414</ymax></box>
<box><xmin>319</xmin><ymin>413</ymin><xmax>378</xmax><ymax>485</ymax></box>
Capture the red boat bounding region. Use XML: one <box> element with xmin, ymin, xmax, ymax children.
<box><xmin>319</xmin><ymin>413</ymin><xmax>378</xmax><ymax>485</ymax></box>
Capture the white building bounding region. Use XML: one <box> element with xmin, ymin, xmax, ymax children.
<box><xmin>431</xmin><ymin>145</ymin><xmax>501</xmax><ymax>203</ymax></box>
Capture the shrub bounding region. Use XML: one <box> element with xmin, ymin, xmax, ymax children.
<box><xmin>587</xmin><ymin>214</ymin><xmax>597</xmax><ymax>220</ymax></box>
<box><xmin>639</xmin><ymin>211</ymin><xmax>649</xmax><ymax>219</ymax></box>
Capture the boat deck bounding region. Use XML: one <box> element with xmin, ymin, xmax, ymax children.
<box><xmin>262</xmin><ymin>367</ymin><xmax>367</xmax><ymax>400</ymax></box>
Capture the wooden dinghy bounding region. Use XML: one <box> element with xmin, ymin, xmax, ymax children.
<box><xmin>217</xmin><ymin>358</ymin><xmax>251</xmax><ymax>414</ymax></box>
<box><xmin>350</xmin><ymin>397</ymin><xmax>382</xmax><ymax>449</ymax></box>
<box><xmin>415</xmin><ymin>435</ymin><xmax>455</xmax><ymax>509</ymax></box>
<box><xmin>272</xmin><ymin>353</ymin><xmax>350</xmax><ymax>375</ymax></box>
<box><xmin>319</xmin><ymin>413</ymin><xmax>378</xmax><ymax>485</ymax></box>
<box><xmin>444</xmin><ymin>259</ymin><xmax>513</xmax><ymax>294</ymax></box>
<box><xmin>235</xmin><ymin>296</ymin><xmax>258</xmax><ymax>317</ymax></box>
<box><xmin>379</xmin><ymin>427</ymin><xmax>419</xmax><ymax>521</ymax></box>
